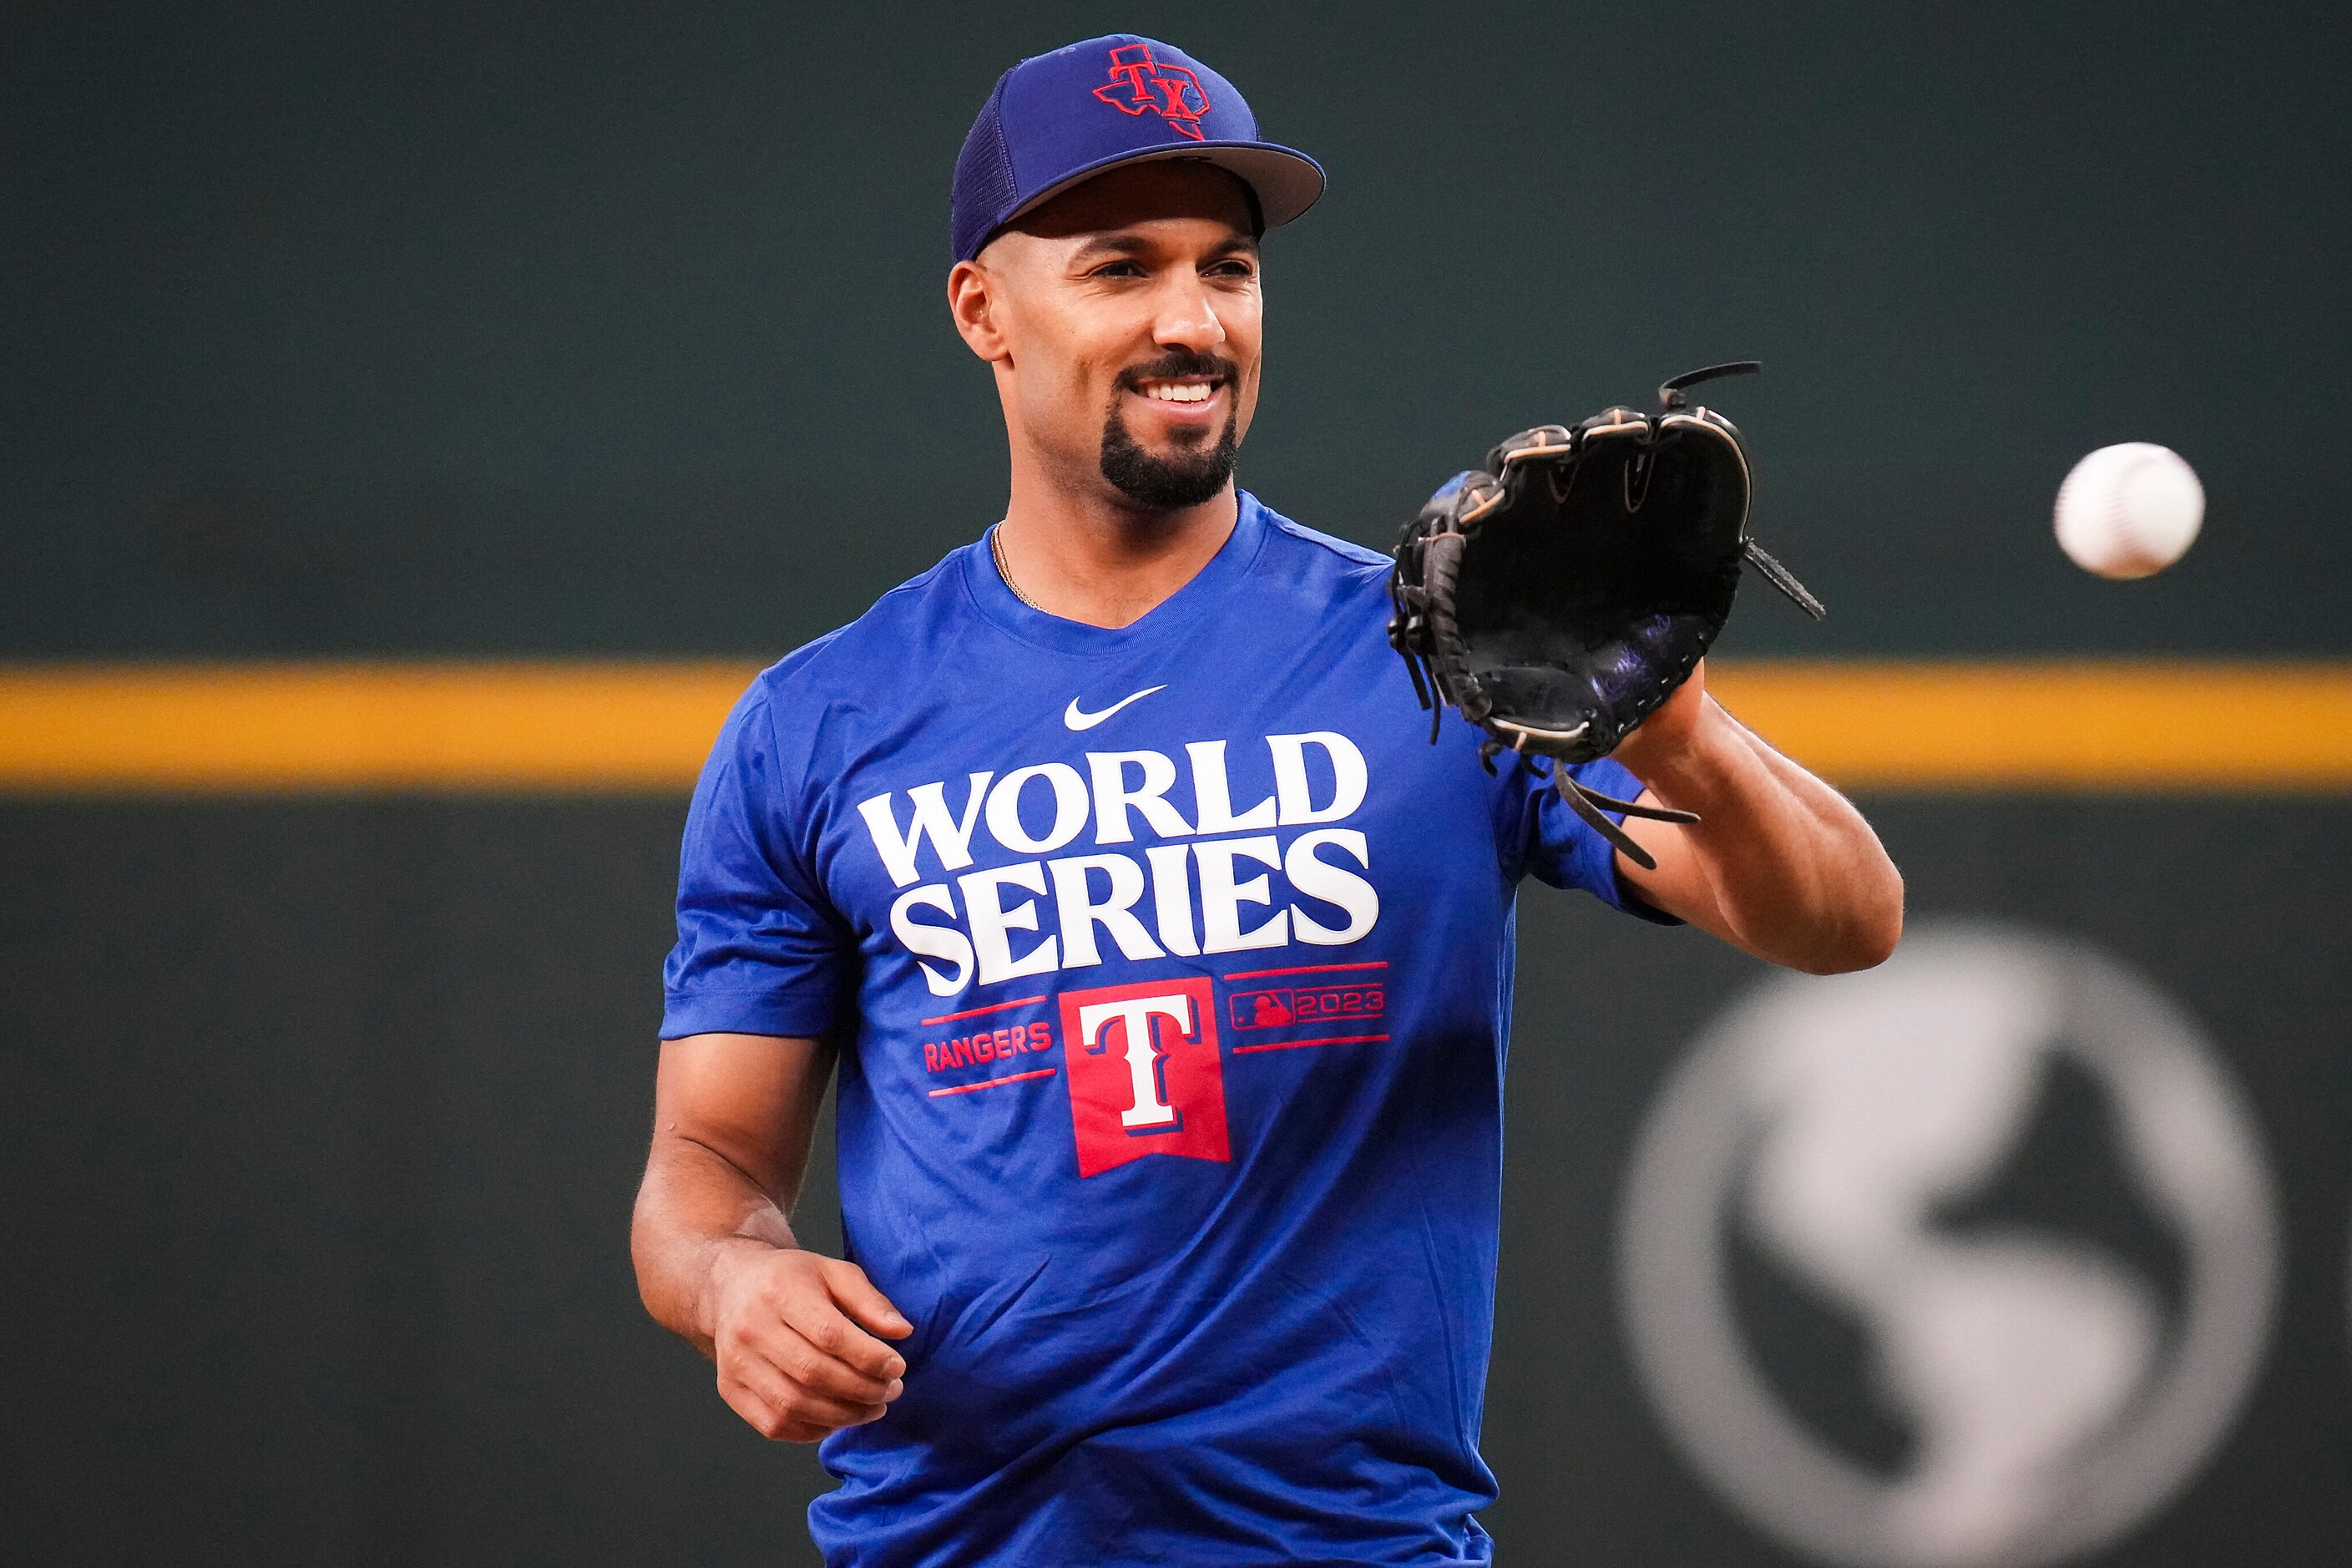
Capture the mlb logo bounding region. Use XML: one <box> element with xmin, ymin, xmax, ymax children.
<box><xmin>1060</xmin><ymin>977</ymin><xmax>1230</xmax><ymax>1177</ymax></box>
<box><xmin>1230</xmin><ymin>983</ymin><xmax>1384</xmax><ymax>1031</ymax></box>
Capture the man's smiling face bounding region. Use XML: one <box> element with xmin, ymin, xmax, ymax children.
<box><xmin>966</xmin><ymin>160</ymin><xmax>1262</xmax><ymax>512</ymax></box>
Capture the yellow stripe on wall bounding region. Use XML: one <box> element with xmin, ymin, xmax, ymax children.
<box><xmin>0</xmin><ymin>660</ymin><xmax>2347</xmax><ymax>795</ymax></box>
<box><xmin>0</xmin><ymin>662</ymin><xmax>759</xmax><ymax>793</ymax></box>
<box><xmin>1707</xmin><ymin>661</ymin><xmax>2352</xmax><ymax>792</ymax></box>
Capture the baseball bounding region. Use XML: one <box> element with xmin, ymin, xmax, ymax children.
<box><xmin>2054</xmin><ymin>442</ymin><xmax>2204</xmax><ymax>579</ymax></box>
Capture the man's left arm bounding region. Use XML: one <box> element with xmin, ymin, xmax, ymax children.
<box><xmin>1610</xmin><ymin>661</ymin><xmax>1904</xmax><ymax>975</ymax></box>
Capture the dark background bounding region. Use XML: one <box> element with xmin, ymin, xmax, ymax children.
<box><xmin>5</xmin><ymin>3</ymin><xmax>2349</xmax><ymax>1565</ymax></box>
<box><xmin>8</xmin><ymin>2</ymin><xmax>2349</xmax><ymax>658</ymax></box>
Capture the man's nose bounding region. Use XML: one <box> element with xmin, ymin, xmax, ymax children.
<box><xmin>1150</xmin><ymin>276</ymin><xmax>1227</xmax><ymax>355</ymax></box>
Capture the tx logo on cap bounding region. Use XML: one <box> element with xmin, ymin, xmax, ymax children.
<box><xmin>1093</xmin><ymin>43</ymin><xmax>1210</xmax><ymax>140</ymax></box>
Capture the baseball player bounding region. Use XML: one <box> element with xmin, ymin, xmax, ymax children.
<box><xmin>632</xmin><ymin>33</ymin><xmax>1903</xmax><ymax>1567</ymax></box>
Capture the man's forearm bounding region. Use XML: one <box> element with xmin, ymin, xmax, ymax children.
<box><xmin>1629</xmin><ymin>697</ymin><xmax>1903</xmax><ymax>974</ymax></box>
<box><xmin>631</xmin><ymin>1135</ymin><xmax>801</xmax><ymax>1358</ymax></box>
<box><xmin>634</xmin><ymin>1034</ymin><xmax>912</xmax><ymax>1443</ymax></box>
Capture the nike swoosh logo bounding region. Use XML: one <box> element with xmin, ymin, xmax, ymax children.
<box><xmin>1065</xmin><ymin>685</ymin><xmax>1166</xmax><ymax>731</ymax></box>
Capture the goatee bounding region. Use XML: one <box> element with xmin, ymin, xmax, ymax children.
<box><xmin>1098</xmin><ymin>350</ymin><xmax>1242</xmax><ymax>510</ymax></box>
<box><xmin>1100</xmin><ymin>408</ymin><xmax>1241</xmax><ymax>510</ymax></box>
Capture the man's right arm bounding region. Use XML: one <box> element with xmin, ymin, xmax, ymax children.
<box><xmin>631</xmin><ymin>1032</ymin><xmax>913</xmax><ymax>1443</ymax></box>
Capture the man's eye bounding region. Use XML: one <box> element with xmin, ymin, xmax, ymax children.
<box><xmin>1090</xmin><ymin>260</ymin><xmax>1146</xmax><ymax>279</ymax></box>
<box><xmin>1208</xmin><ymin>260</ymin><xmax>1257</xmax><ymax>280</ymax></box>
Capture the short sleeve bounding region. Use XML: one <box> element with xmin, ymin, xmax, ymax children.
<box><xmin>1500</xmin><ymin>755</ymin><xmax>1683</xmax><ymax>926</ymax></box>
<box><xmin>660</xmin><ymin>683</ymin><xmax>856</xmax><ymax>1039</ymax></box>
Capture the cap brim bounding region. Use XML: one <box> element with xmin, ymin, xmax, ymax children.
<box><xmin>992</xmin><ymin>140</ymin><xmax>1325</xmax><ymax>245</ymax></box>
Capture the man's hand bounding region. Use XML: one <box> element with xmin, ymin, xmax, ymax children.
<box><xmin>705</xmin><ymin>1242</ymin><xmax>913</xmax><ymax>1444</ymax></box>
<box><xmin>1384</xmin><ymin>366</ymin><xmax>1827</xmax><ymax>873</ymax></box>
<box><xmin>633</xmin><ymin>1033</ymin><xmax>919</xmax><ymax>1444</ymax></box>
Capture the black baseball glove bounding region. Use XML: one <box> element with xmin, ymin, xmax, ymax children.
<box><xmin>1386</xmin><ymin>362</ymin><xmax>1824</xmax><ymax>871</ymax></box>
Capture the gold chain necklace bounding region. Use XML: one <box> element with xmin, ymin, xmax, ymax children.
<box><xmin>990</xmin><ymin>524</ymin><xmax>1044</xmax><ymax>610</ymax></box>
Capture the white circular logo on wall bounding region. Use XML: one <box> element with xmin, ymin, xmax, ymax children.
<box><xmin>1618</xmin><ymin>923</ymin><xmax>2278</xmax><ymax>1568</ymax></box>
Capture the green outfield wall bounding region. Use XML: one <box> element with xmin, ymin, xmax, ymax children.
<box><xmin>7</xmin><ymin>2</ymin><xmax>2347</xmax><ymax>660</ymax></box>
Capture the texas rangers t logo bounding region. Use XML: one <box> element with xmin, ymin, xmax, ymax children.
<box><xmin>1060</xmin><ymin>977</ymin><xmax>1230</xmax><ymax>1176</ymax></box>
<box><xmin>1092</xmin><ymin>43</ymin><xmax>1210</xmax><ymax>141</ymax></box>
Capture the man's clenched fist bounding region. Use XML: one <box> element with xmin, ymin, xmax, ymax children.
<box><xmin>703</xmin><ymin>1244</ymin><xmax>913</xmax><ymax>1443</ymax></box>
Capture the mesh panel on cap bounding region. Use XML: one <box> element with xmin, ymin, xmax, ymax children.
<box><xmin>950</xmin><ymin>72</ymin><xmax>1019</xmax><ymax>261</ymax></box>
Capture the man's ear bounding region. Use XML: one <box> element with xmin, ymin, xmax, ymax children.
<box><xmin>947</xmin><ymin>259</ymin><xmax>1010</xmax><ymax>362</ymax></box>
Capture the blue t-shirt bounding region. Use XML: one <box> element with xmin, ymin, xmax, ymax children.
<box><xmin>663</xmin><ymin>493</ymin><xmax>1671</xmax><ymax>1567</ymax></box>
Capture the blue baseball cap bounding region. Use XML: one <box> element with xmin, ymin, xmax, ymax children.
<box><xmin>950</xmin><ymin>34</ymin><xmax>1325</xmax><ymax>263</ymax></box>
